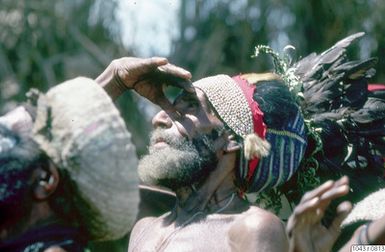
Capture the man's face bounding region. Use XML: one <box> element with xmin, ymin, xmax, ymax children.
<box><xmin>138</xmin><ymin>88</ymin><xmax>225</xmax><ymax>190</ymax></box>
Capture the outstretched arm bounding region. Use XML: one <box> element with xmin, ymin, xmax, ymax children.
<box><xmin>286</xmin><ymin>176</ymin><xmax>352</xmax><ymax>252</ymax></box>
<box><xmin>95</xmin><ymin>57</ymin><xmax>193</xmax><ymax>111</ymax></box>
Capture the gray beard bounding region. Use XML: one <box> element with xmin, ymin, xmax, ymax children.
<box><xmin>138</xmin><ymin>129</ymin><xmax>218</xmax><ymax>191</ymax></box>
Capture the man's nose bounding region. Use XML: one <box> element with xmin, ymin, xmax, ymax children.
<box><xmin>152</xmin><ymin>110</ymin><xmax>173</xmax><ymax>129</ymax></box>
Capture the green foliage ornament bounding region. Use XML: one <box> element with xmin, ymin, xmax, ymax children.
<box><xmin>251</xmin><ymin>44</ymin><xmax>324</xmax><ymax>214</ymax></box>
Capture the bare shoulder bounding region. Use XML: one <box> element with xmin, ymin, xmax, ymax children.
<box><xmin>235</xmin><ymin>206</ymin><xmax>284</xmax><ymax>229</ymax></box>
<box><xmin>227</xmin><ymin>206</ymin><xmax>288</xmax><ymax>252</ymax></box>
<box><xmin>129</xmin><ymin>216</ymin><xmax>159</xmax><ymax>242</ymax></box>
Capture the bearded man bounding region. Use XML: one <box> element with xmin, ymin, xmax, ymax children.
<box><xmin>122</xmin><ymin>72</ymin><xmax>299</xmax><ymax>251</ymax></box>
<box><xmin>97</xmin><ymin>56</ymin><xmax>321</xmax><ymax>252</ymax></box>
<box><xmin>72</xmin><ymin>51</ymin><xmax>293</xmax><ymax>251</ymax></box>
<box><xmin>118</xmin><ymin>33</ymin><xmax>381</xmax><ymax>251</ymax></box>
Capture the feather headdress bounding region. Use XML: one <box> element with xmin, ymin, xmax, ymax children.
<box><xmin>254</xmin><ymin>32</ymin><xmax>385</xmax><ymax>212</ymax></box>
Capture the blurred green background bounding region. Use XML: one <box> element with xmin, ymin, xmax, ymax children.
<box><xmin>1</xmin><ymin>0</ymin><xmax>384</xmax><ymax>251</ymax></box>
<box><xmin>1</xmin><ymin>0</ymin><xmax>385</xmax><ymax>155</ymax></box>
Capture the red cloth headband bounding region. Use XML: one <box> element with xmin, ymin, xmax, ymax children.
<box><xmin>232</xmin><ymin>75</ymin><xmax>267</xmax><ymax>182</ymax></box>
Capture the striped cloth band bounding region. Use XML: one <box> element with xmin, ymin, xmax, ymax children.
<box><xmin>245</xmin><ymin>111</ymin><xmax>307</xmax><ymax>192</ymax></box>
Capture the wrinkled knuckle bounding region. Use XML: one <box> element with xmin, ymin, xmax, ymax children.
<box><xmin>110</xmin><ymin>59</ymin><xmax>120</xmax><ymax>69</ymax></box>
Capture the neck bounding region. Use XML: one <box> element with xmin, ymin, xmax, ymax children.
<box><xmin>172</xmin><ymin>153</ymin><xmax>248</xmax><ymax>220</ymax></box>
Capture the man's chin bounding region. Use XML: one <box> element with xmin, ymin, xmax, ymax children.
<box><xmin>142</xmin><ymin>179</ymin><xmax>182</xmax><ymax>192</ymax></box>
<box><xmin>138</xmin><ymin>165</ymin><xmax>188</xmax><ymax>191</ymax></box>
<box><xmin>138</xmin><ymin>146</ymin><xmax>200</xmax><ymax>191</ymax></box>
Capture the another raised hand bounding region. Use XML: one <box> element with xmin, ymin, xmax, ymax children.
<box><xmin>96</xmin><ymin>57</ymin><xmax>193</xmax><ymax>111</ymax></box>
<box><xmin>286</xmin><ymin>176</ymin><xmax>352</xmax><ymax>252</ymax></box>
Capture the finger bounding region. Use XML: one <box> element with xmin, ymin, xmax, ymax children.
<box><xmin>334</xmin><ymin>176</ymin><xmax>349</xmax><ymax>187</ymax></box>
<box><xmin>336</xmin><ymin>201</ymin><xmax>353</xmax><ymax>218</ymax></box>
<box><xmin>158</xmin><ymin>64</ymin><xmax>192</xmax><ymax>80</ymax></box>
<box><xmin>287</xmin><ymin>197</ymin><xmax>319</xmax><ymax>234</ymax></box>
<box><xmin>158</xmin><ymin>76</ymin><xmax>195</xmax><ymax>93</ymax></box>
<box><xmin>149</xmin><ymin>57</ymin><xmax>168</xmax><ymax>66</ymax></box>
<box><xmin>169</xmin><ymin>79</ymin><xmax>195</xmax><ymax>93</ymax></box>
<box><xmin>293</xmin><ymin>196</ymin><xmax>320</xmax><ymax>218</ymax></box>
<box><xmin>177</xmin><ymin>80</ymin><xmax>195</xmax><ymax>93</ymax></box>
<box><xmin>317</xmin><ymin>176</ymin><xmax>349</xmax><ymax>204</ymax></box>
<box><xmin>136</xmin><ymin>57</ymin><xmax>169</xmax><ymax>74</ymax></box>
<box><xmin>319</xmin><ymin>184</ymin><xmax>350</xmax><ymax>203</ymax></box>
<box><xmin>144</xmin><ymin>63</ymin><xmax>194</xmax><ymax>93</ymax></box>
<box><xmin>329</xmin><ymin>201</ymin><xmax>352</xmax><ymax>236</ymax></box>
<box><xmin>300</xmin><ymin>180</ymin><xmax>334</xmax><ymax>203</ymax></box>
<box><xmin>310</xmin><ymin>184</ymin><xmax>350</xmax><ymax>215</ymax></box>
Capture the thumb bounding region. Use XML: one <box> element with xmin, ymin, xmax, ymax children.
<box><xmin>329</xmin><ymin>201</ymin><xmax>352</xmax><ymax>236</ymax></box>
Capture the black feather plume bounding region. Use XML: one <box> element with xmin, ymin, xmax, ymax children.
<box><xmin>292</xmin><ymin>33</ymin><xmax>385</xmax><ymax>205</ymax></box>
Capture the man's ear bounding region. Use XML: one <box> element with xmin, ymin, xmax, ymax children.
<box><xmin>33</xmin><ymin>161</ymin><xmax>60</xmax><ymax>201</ymax></box>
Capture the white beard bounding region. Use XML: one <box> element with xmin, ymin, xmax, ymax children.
<box><xmin>138</xmin><ymin>129</ymin><xmax>217</xmax><ymax>190</ymax></box>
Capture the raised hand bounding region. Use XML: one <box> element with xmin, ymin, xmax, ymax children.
<box><xmin>286</xmin><ymin>176</ymin><xmax>352</xmax><ymax>252</ymax></box>
<box><xmin>96</xmin><ymin>57</ymin><xmax>193</xmax><ymax>111</ymax></box>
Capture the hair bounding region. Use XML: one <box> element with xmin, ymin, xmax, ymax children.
<box><xmin>0</xmin><ymin>124</ymin><xmax>46</xmax><ymax>199</ymax></box>
<box><xmin>253</xmin><ymin>79</ymin><xmax>299</xmax><ymax>130</ymax></box>
<box><xmin>0</xmin><ymin>124</ymin><xmax>47</xmax><ymax>226</ymax></box>
<box><xmin>0</xmin><ymin>123</ymin><xmax>89</xmax><ymax>235</ymax></box>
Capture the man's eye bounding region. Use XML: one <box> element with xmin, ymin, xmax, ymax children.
<box><xmin>186</xmin><ymin>100</ymin><xmax>198</xmax><ymax>108</ymax></box>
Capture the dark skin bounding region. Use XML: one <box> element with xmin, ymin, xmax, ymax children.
<box><xmin>0</xmin><ymin>160</ymin><xmax>61</xmax><ymax>247</ymax></box>
<box><xmin>0</xmin><ymin>107</ymin><xmax>66</xmax><ymax>252</ymax></box>
<box><xmin>0</xmin><ymin>107</ymin><xmax>55</xmax><ymax>240</ymax></box>
<box><xmin>2</xmin><ymin>57</ymin><xmax>293</xmax><ymax>251</ymax></box>
<box><xmin>95</xmin><ymin>56</ymin><xmax>193</xmax><ymax>108</ymax></box>
<box><xmin>0</xmin><ymin>57</ymin><xmax>193</xmax><ymax>251</ymax></box>
<box><xmin>287</xmin><ymin>176</ymin><xmax>385</xmax><ymax>251</ymax></box>
<box><xmin>128</xmin><ymin>88</ymin><xmax>288</xmax><ymax>251</ymax></box>
<box><xmin>286</xmin><ymin>176</ymin><xmax>352</xmax><ymax>252</ymax></box>
<box><xmin>98</xmin><ymin>57</ymin><xmax>288</xmax><ymax>251</ymax></box>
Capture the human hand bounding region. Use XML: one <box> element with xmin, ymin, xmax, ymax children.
<box><xmin>96</xmin><ymin>57</ymin><xmax>193</xmax><ymax>111</ymax></box>
<box><xmin>286</xmin><ymin>176</ymin><xmax>352</xmax><ymax>252</ymax></box>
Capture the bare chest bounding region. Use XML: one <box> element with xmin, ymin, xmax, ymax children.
<box><xmin>129</xmin><ymin>214</ymin><xmax>237</xmax><ymax>252</ymax></box>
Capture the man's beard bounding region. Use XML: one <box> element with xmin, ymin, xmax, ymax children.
<box><xmin>138</xmin><ymin>129</ymin><xmax>219</xmax><ymax>191</ymax></box>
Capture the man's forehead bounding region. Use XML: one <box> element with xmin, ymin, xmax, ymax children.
<box><xmin>176</xmin><ymin>87</ymin><xmax>216</xmax><ymax>112</ymax></box>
